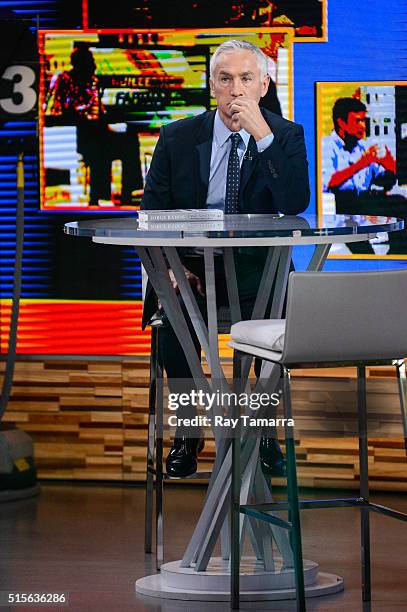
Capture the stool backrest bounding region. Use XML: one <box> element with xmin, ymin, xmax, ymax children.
<box><xmin>282</xmin><ymin>270</ymin><xmax>407</xmax><ymax>364</ymax></box>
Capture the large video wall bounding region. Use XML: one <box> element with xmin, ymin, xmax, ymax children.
<box><xmin>0</xmin><ymin>0</ymin><xmax>406</xmax><ymax>356</ymax></box>
<box><xmin>39</xmin><ymin>28</ymin><xmax>293</xmax><ymax>211</ymax></box>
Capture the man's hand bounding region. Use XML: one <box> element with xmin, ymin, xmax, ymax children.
<box><xmin>376</xmin><ymin>146</ymin><xmax>396</xmax><ymax>174</ymax></box>
<box><xmin>158</xmin><ymin>266</ymin><xmax>205</xmax><ymax>310</ymax></box>
<box><xmin>169</xmin><ymin>266</ymin><xmax>205</xmax><ymax>296</ymax></box>
<box><xmin>228</xmin><ymin>96</ymin><xmax>272</xmax><ymax>141</ymax></box>
<box><xmin>360</xmin><ymin>145</ymin><xmax>382</xmax><ymax>167</ymax></box>
<box><xmin>168</xmin><ymin>266</ymin><xmax>205</xmax><ymax>296</ymax></box>
<box><xmin>360</xmin><ymin>145</ymin><xmax>396</xmax><ymax>173</ymax></box>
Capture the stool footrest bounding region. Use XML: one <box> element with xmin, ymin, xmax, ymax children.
<box><xmin>241</xmin><ymin>497</ymin><xmax>366</xmax><ymax>513</ymax></box>
<box><xmin>368</xmin><ymin>501</ymin><xmax>407</xmax><ymax>522</ymax></box>
<box><xmin>147</xmin><ymin>465</ymin><xmax>211</xmax><ymax>480</ymax></box>
<box><xmin>164</xmin><ymin>471</ymin><xmax>211</xmax><ymax>480</ymax></box>
<box><xmin>240</xmin><ymin>498</ymin><xmax>407</xmax><ymax>525</ymax></box>
<box><xmin>240</xmin><ymin>506</ymin><xmax>292</xmax><ymax>530</ymax></box>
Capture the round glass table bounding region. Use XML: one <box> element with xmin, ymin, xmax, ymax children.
<box><xmin>65</xmin><ymin>213</ymin><xmax>403</xmax><ymax>603</ymax></box>
<box><xmin>65</xmin><ymin>212</ymin><xmax>403</xmax><ymax>245</ymax></box>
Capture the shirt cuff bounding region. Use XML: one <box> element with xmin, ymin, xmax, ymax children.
<box><xmin>256</xmin><ymin>132</ymin><xmax>274</xmax><ymax>153</ymax></box>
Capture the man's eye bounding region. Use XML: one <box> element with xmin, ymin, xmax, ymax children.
<box><xmin>221</xmin><ymin>77</ymin><xmax>229</xmax><ymax>83</ymax></box>
<box><xmin>242</xmin><ymin>76</ymin><xmax>252</xmax><ymax>82</ymax></box>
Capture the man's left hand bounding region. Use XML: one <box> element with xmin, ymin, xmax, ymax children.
<box><xmin>376</xmin><ymin>145</ymin><xmax>396</xmax><ymax>174</ymax></box>
<box><xmin>228</xmin><ymin>97</ymin><xmax>272</xmax><ymax>141</ymax></box>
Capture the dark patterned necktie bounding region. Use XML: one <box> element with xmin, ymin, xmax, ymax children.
<box><xmin>224</xmin><ymin>132</ymin><xmax>242</xmax><ymax>215</ymax></box>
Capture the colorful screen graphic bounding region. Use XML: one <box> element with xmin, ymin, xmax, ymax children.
<box><xmin>39</xmin><ymin>28</ymin><xmax>293</xmax><ymax>212</ymax></box>
<box><xmin>87</xmin><ymin>1</ymin><xmax>326</xmax><ymax>41</ymax></box>
<box><xmin>316</xmin><ymin>82</ymin><xmax>407</xmax><ymax>258</ymax></box>
<box><xmin>0</xmin><ymin>27</ymin><xmax>294</xmax><ymax>356</ymax></box>
<box><xmin>40</xmin><ymin>33</ymin><xmax>209</xmax><ymax>210</ymax></box>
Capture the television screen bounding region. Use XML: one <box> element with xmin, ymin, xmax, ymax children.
<box><xmin>86</xmin><ymin>0</ymin><xmax>326</xmax><ymax>41</ymax></box>
<box><xmin>316</xmin><ymin>81</ymin><xmax>407</xmax><ymax>258</ymax></box>
<box><xmin>39</xmin><ymin>28</ymin><xmax>293</xmax><ymax>212</ymax></box>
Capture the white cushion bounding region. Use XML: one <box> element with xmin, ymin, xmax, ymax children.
<box><xmin>229</xmin><ymin>341</ymin><xmax>283</xmax><ymax>363</ymax></box>
<box><xmin>230</xmin><ymin>319</ymin><xmax>286</xmax><ymax>353</ymax></box>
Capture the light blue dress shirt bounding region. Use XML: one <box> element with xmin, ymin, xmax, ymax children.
<box><xmin>322</xmin><ymin>130</ymin><xmax>385</xmax><ymax>195</ymax></box>
<box><xmin>206</xmin><ymin>110</ymin><xmax>274</xmax><ymax>210</ymax></box>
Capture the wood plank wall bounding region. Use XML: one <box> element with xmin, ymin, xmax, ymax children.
<box><xmin>1</xmin><ymin>360</ymin><xmax>406</xmax><ymax>490</ymax></box>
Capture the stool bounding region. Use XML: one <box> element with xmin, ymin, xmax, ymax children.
<box><xmin>144</xmin><ymin>310</ymin><xmax>217</xmax><ymax>569</ymax></box>
<box><xmin>229</xmin><ymin>270</ymin><xmax>407</xmax><ymax>610</ymax></box>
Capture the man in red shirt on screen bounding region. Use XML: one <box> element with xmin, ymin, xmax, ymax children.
<box><xmin>45</xmin><ymin>46</ymin><xmax>143</xmax><ymax>206</ymax></box>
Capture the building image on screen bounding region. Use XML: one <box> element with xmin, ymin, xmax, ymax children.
<box><xmin>87</xmin><ymin>1</ymin><xmax>326</xmax><ymax>41</ymax></box>
<box><xmin>39</xmin><ymin>28</ymin><xmax>293</xmax><ymax>212</ymax></box>
<box><xmin>317</xmin><ymin>82</ymin><xmax>407</xmax><ymax>259</ymax></box>
<box><xmin>40</xmin><ymin>33</ymin><xmax>210</xmax><ymax>210</ymax></box>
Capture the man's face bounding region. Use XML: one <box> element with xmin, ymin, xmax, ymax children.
<box><xmin>210</xmin><ymin>50</ymin><xmax>269</xmax><ymax>130</ymax></box>
<box><xmin>338</xmin><ymin>111</ymin><xmax>367</xmax><ymax>140</ymax></box>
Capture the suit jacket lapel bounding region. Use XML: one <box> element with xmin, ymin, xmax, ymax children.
<box><xmin>195</xmin><ymin>111</ymin><xmax>215</xmax><ymax>208</ymax></box>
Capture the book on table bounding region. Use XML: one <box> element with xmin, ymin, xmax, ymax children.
<box><xmin>138</xmin><ymin>220</ymin><xmax>225</xmax><ymax>231</ymax></box>
<box><xmin>137</xmin><ymin>209</ymin><xmax>224</xmax><ymax>222</ymax></box>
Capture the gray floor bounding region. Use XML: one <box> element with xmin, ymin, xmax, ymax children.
<box><xmin>0</xmin><ymin>483</ymin><xmax>406</xmax><ymax>611</ymax></box>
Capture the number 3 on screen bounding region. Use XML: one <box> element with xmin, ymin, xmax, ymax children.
<box><xmin>0</xmin><ymin>65</ymin><xmax>37</xmax><ymax>114</ymax></box>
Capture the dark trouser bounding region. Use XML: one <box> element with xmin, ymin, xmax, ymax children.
<box><xmin>158</xmin><ymin>250</ymin><xmax>282</xmax><ymax>435</ymax></box>
<box><xmin>78</xmin><ymin>125</ymin><xmax>143</xmax><ymax>205</ymax></box>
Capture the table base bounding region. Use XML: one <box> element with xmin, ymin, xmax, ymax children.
<box><xmin>135</xmin><ymin>557</ymin><xmax>344</xmax><ymax>602</ymax></box>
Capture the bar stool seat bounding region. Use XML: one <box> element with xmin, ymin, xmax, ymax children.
<box><xmin>229</xmin><ymin>270</ymin><xmax>407</xmax><ymax>610</ymax></box>
<box><xmin>231</xmin><ymin>319</ymin><xmax>286</xmax><ymax>354</ymax></box>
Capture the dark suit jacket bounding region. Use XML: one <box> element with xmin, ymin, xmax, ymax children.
<box><xmin>140</xmin><ymin>108</ymin><xmax>310</xmax><ymax>327</ymax></box>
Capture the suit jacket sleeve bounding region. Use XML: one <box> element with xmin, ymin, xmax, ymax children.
<box><xmin>259</xmin><ymin>123</ymin><xmax>310</xmax><ymax>215</ymax></box>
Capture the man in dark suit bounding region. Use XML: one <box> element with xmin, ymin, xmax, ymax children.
<box><xmin>141</xmin><ymin>40</ymin><xmax>310</xmax><ymax>477</ymax></box>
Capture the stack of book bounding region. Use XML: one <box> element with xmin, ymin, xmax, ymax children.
<box><xmin>137</xmin><ymin>209</ymin><xmax>224</xmax><ymax>230</ymax></box>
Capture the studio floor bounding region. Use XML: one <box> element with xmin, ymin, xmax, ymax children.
<box><xmin>0</xmin><ymin>483</ymin><xmax>406</xmax><ymax>612</ymax></box>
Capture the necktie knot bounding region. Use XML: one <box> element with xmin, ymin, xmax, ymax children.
<box><xmin>230</xmin><ymin>132</ymin><xmax>242</xmax><ymax>149</ymax></box>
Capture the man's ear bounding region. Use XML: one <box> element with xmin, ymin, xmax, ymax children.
<box><xmin>260</xmin><ymin>74</ymin><xmax>270</xmax><ymax>98</ymax></box>
<box><xmin>209</xmin><ymin>78</ymin><xmax>215</xmax><ymax>97</ymax></box>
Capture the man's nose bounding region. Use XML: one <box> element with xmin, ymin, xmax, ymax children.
<box><xmin>230</xmin><ymin>78</ymin><xmax>244</xmax><ymax>97</ymax></box>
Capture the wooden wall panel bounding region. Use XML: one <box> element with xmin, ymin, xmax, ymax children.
<box><xmin>1</xmin><ymin>360</ymin><xmax>406</xmax><ymax>490</ymax></box>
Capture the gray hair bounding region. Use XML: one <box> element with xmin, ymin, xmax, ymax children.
<box><xmin>209</xmin><ymin>40</ymin><xmax>269</xmax><ymax>80</ymax></box>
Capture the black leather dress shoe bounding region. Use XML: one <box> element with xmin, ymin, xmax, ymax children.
<box><xmin>259</xmin><ymin>437</ymin><xmax>286</xmax><ymax>477</ymax></box>
<box><xmin>166</xmin><ymin>435</ymin><xmax>205</xmax><ymax>478</ymax></box>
